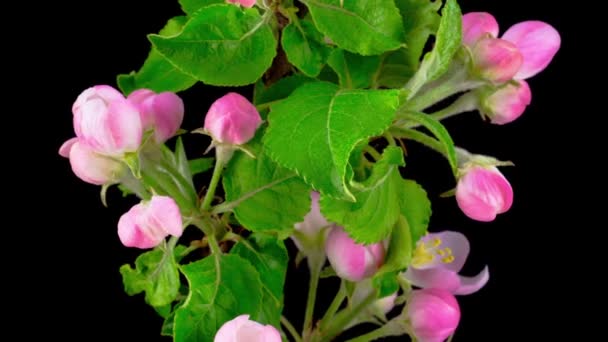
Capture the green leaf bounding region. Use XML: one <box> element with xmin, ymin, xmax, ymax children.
<box><xmin>400</xmin><ymin>111</ymin><xmax>457</xmax><ymax>175</ymax></box>
<box><xmin>304</xmin><ymin>0</ymin><xmax>405</xmax><ymax>56</ymax></box>
<box><xmin>264</xmin><ymin>82</ymin><xmax>400</xmax><ymax>200</ymax></box>
<box><xmin>231</xmin><ymin>234</ymin><xmax>288</xmax><ymax>326</ymax></box>
<box><xmin>398</xmin><ymin>0</ymin><xmax>441</xmax><ymax>69</ymax></box>
<box><xmin>372</xmin><ymin>271</ymin><xmax>400</xmax><ymax>298</ymax></box>
<box><xmin>282</xmin><ymin>19</ymin><xmax>332</xmax><ymax>77</ymax></box>
<box><xmin>375</xmin><ymin>0</ymin><xmax>441</xmax><ymax>88</ymax></box>
<box><xmin>149</xmin><ymin>5</ymin><xmax>277</xmax><ymax>86</ymax></box>
<box><xmin>400</xmin><ymin>179</ymin><xmax>431</xmax><ymax>244</ymax></box>
<box><xmin>179</xmin><ymin>0</ymin><xmax>223</xmax><ymax>15</ymax></box>
<box><xmin>253</xmin><ymin>74</ymin><xmax>316</xmax><ymax>112</ymax></box>
<box><xmin>117</xmin><ymin>16</ymin><xmax>197</xmax><ymax>95</ymax></box>
<box><xmin>327</xmin><ymin>49</ymin><xmax>381</xmax><ymax>89</ymax></box>
<box><xmin>405</xmin><ymin>0</ymin><xmax>462</xmax><ymax>97</ymax></box>
<box><xmin>320</xmin><ymin>147</ymin><xmax>405</xmax><ymax>243</ymax></box>
<box><xmin>174</xmin><ymin>137</ymin><xmax>195</xmax><ymax>188</ymax></box>
<box><xmin>223</xmin><ymin>131</ymin><xmax>311</xmax><ymax>234</ymax></box>
<box><xmin>379</xmin><ymin>215</ymin><xmax>413</xmax><ymax>275</ymax></box>
<box><xmin>120</xmin><ymin>247</ymin><xmax>180</xmax><ymax>308</ymax></box>
<box><xmin>189</xmin><ymin>157</ymin><xmax>215</xmax><ymax>176</ymax></box>
<box><xmin>174</xmin><ymin>254</ymin><xmax>263</xmax><ymax>342</ymax></box>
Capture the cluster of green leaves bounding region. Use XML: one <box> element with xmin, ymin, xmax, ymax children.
<box><xmin>117</xmin><ymin>0</ymin><xmax>464</xmax><ymax>340</ymax></box>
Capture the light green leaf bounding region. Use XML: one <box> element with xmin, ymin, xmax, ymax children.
<box><xmin>189</xmin><ymin>158</ymin><xmax>215</xmax><ymax>176</ymax></box>
<box><xmin>327</xmin><ymin>49</ymin><xmax>381</xmax><ymax>89</ymax></box>
<box><xmin>304</xmin><ymin>0</ymin><xmax>405</xmax><ymax>56</ymax></box>
<box><xmin>173</xmin><ymin>137</ymin><xmax>195</xmax><ymax>188</ymax></box>
<box><xmin>117</xmin><ymin>16</ymin><xmax>196</xmax><ymax>95</ymax></box>
<box><xmin>282</xmin><ymin>19</ymin><xmax>332</xmax><ymax>77</ymax></box>
<box><xmin>223</xmin><ymin>131</ymin><xmax>311</xmax><ymax>234</ymax></box>
<box><xmin>120</xmin><ymin>247</ymin><xmax>180</xmax><ymax>308</ymax></box>
<box><xmin>264</xmin><ymin>82</ymin><xmax>400</xmax><ymax>200</ymax></box>
<box><xmin>320</xmin><ymin>147</ymin><xmax>405</xmax><ymax>243</ymax></box>
<box><xmin>179</xmin><ymin>0</ymin><xmax>223</xmax><ymax>15</ymax></box>
<box><xmin>375</xmin><ymin>0</ymin><xmax>441</xmax><ymax>88</ymax></box>
<box><xmin>253</xmin><ymin>74</ymin><xmax>316</xmax><ymax>111</ymax></box>
<box><xmin>149</xmin><ymin>5</ymin><xmax>277</xmax><ymax>86</ymax></box>
<box><xmin>231</xmin><ymin>234</ymin><xmax>288</xmax><ymax>326</ymax></box>
<box><xmin>400</xmin><ymin>111</ymin><xmax>457</xmax><ymax>175</ymax></box>
<box><xmin>399</xmin><ymin>179</ymin><xmax>431</xmax><ymax>244</ymax></box>
<box><xmin>405</xmin><ymin>0</ymin><xmax>462</xmax><ymax>96</ymax></box>
<box><xmin>174</xmin><ymin>254</ymin><xmax>263</xmax><ymax>342</ymax></box>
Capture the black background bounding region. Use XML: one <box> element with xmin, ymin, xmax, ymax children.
<box><xmin>19</xmin><ymin>0</ymin><xmax>580</xmax><ymax>340</ymax></box>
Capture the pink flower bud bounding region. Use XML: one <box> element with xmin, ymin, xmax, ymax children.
<box><xmin>408</xmin><ymin>289</ymin><xmax>460</xmax><ymax>342</ymax></box>
<box><xmin>127</xmin><ymin>89</ymin><xmax>184</xmax><ymax>143</ymax></box>
<box><xmin>462</xmin><ymin>12</ymin><xmax>499</xmax><ymax>46</ymax></box>
<box><xmin>73</xmin><ymin>85</ymin><xmax>143</xmax><ymax>157</ymax></box>
<box><xmin>471</xmin><ymin>38</ymin><xmax>523</xmax><ymax>83</ymax></box>
<box><xmin>292</xmin><ymin>192</ymin><xmax>330</xmax><ymax>251</ymax></box>
<box><xmin>502</xmin><ymin>21</ymin><xmax>561</xmax><ymax>80</ymax></box>
<box><xmin>59</xmin><ymin>138</ymin><xmax>125</xmax><ymax>185</ymax></box>
<box><xmin>226</xmin><ymin>0</ymin><xmax>256</xmax><ymax>7</ymax></box>
<box><xmin>456</xmin><ymin>166</ymin><xmax>513</xmax><ymax>222</ymax></box>
<box><xmin>214</xmin><ymin>315</ymin><xmax>281</xmax><ymax>342</ymax></box>
<box><xmin>482</xmin><ymin>81</ymin><xmax>532</xmax><ymax>125</ymax></box>
<box><xmin>117</xmin><ymin>196</ymin><xmax>183</xmax><ymax>249</ymax></box>
<box><xmin>204</xmin><ymin>93</ymin><xmax>262</xmax><ymax>145</ymax></box>
<box><xmin>325</xmin><ymin>226</ymin><xmax>385</xmax><ymax>282</ymax></box>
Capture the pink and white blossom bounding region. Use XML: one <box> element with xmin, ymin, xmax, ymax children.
<box><xmin>117</xmin><ymin>195</ymin><xmax>183</xmax><ymax>249</ymax></box>
<box><xmin>456</xmin><ymin>166</ymin><xmax>513</xmax><ymax>222</ymax></box>
<box><xmin>214</xmin><ymin>315</ymin><xmax>281</xmax><ymax>342</ymax></box>
<box><xmin>204</xmin><ymin>93</ymin><xmax>261</xmax><ymax>145</ymax></box>
<box><xmin>325</xmin><ymin>226</ymin><xmax>385</xmax><ymax>282</ymax></box>
<box><xmin>408</xmin><ymin>289</ymin><xmax>460</xmax><ymax>342</ymax></box>
<box><xmin>404</xmin><ymin>231</ymin><xmax>489</xmax><ymax>295</ymax></box>
<box><xmin>127</xmin><ymin>89</ymin><xmax>184</xmax><ymax>143</ymax></box>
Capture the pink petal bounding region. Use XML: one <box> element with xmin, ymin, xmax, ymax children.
<box><xmin>325</xmin><ymin>226</ymin><xmax>384</xmax><ymax>282</ymax></box>
<box><xmin>204</xmin><ymin>93</ymin><xmax>261</xmax><ymax>145</ymax></box>
<box><xmin>68</xmin><ymin>141</ymin><xmax>124</xmax><ymax>185</ymax></box>
<box><xmin>428</xmin><ymin>231</ymin><xmax>470</xmax><ymax>273</ymax></box>
<box><xmin>462</xmin><ymin>12</ymin><xmax>499</xmax><ymax>46</ymax></box>
<box><xmin>502</xmin><ymin>21</ymin><xmax>561</xmax><ymax>80</ymax></box>
<box><xmin>147</xmin><ymin>196</ymin><xmax>183</xmax><ymax>238</ymax></box>
<box><xmin>404</xmin><ymin>268</ymin><xmax>461</xmax><ymax>293</ymax></box>
<box><xmin>214</xmin><ymin>315</ymin><xmax>250</xmax><ymax>342</ymax></box>
<box><xmin>456</xmin><ymin>166</ymin><xmax>513</xmax><ymax>222</ymax></box>
<box><xmin>118</xmin><ymin>204</ymin><xmax>159</xmax><ymax>249</ymax></box>
<box><xmin>59</xmin><ymin>137</ymin><xmax>78</xmax><ymax>158</ymax></box>
<box><xmin>454</xmin><ymin>266</ymin><xmax>490</xmax><ymax>295</ymax></box>
<box><xmin>105</xmin><ymin>99</ymin><xmax>143</xmax><ymax>155</ymax></box>
<box><xmin>485</xmin><ymin>80</ymin><xmax>532</xmax><ymax>125</ymax></box>
<box><xmin>151</xmin><ymin>92</ymin><xmax>184</xmax><ymax>142</ymax></box>
<box><xmin>472</xmin><ymin>38</ymin><xmax>523</xmax><ymax>83</ymax></box>
<box><xmin>227</xmin><ymin>0</ymin><xmax>256</xmax><ymax>8</ymax></box>
<box><xmin>408</xmin><ymin>289</ymin><xmax>460</xmax><ymax>342</ymax></box>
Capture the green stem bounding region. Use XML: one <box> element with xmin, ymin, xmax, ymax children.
<box><xmin>345</xmin><ymin>317</ymin><xmax>410</xmax><ymax>342</ymax></box>
<box><xmin>303</xmin><ymin>258</ymin><xmax>323</xmax><ymax>339</ymax></box>
<box><xmin>211</xmin><ymin>175</ymin><xmax>295</xmax><ymax>214</ymax></box>
<box><xmin>192</xmin><ymin>218</ymin><xmax>222</xmax><ymax>255</ymax></box>
<box><xmin>390</xmin><ymin>127</ymin><xmax>447</xmax><ymax>158</ymax></box>
<box><xmin>201</xmin><ymin>155</ymin><xmax>225</xmax><ymax>211</ymax></box>
<box><xmin>363</xmin><ymin>145</ymin><xmax>382</xmax><ymax>161</ymax></box>
<box><xmin>322</xmin><ymin>290</ymin><xmax>378</xmax><ymax>341</ymax></box>
<box><xmin>281</xmin><ymin>316</ymin><xmax>303</xmax><ymax>342</ymax></box>
<box><xmin>255</xmin><ymin>99</ymin><xmax>283</xmax><ymax>112</ymax></box>
<box><xmin>318</xmin><ymin>280</ymin><xmax>347</xmax><ymax>331</ymax></box>
<box><xmin>405</xmin><ymin>70</ymin><xmax>482</xmax><ymax>112</ymax></box>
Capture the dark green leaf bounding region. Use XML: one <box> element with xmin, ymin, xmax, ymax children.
<box><xmin>231</xmin><ymin>234</ymin><xmax>288</xmax><ymax>326</ymax></box>
<box><xmin>223</xmin><ymin>131</ymin><xmax>311</xmax><ymax>234</ymax></box>
<box><xmin>305</xmin><ymin>0</ymin><xmax>405</xmax><ymax>55</ymax></box>
<box><xmin>282</xmin><ymin>19</ymin><xmax>332</xmax><ymax>77</ymax></box>
<box><xmin>327</xmin><ymin>49</ymin><xmax>381</xmax><ymax>89</ymax></box>
<box><xmin>179</xmin><ymin>0</ymin><xmax>223</xmax><ymax>15</ymax></box>
<box><xmin>150</xmin><ymin>5</ymin><xmax>277</xmax><ymax>86</ymax></box>
<box><xmin>173</xmin><ymin>254</ymin><xmax>263</xmax><ymax>342</ymax></box>
<box><xmin>264</xmin><ymin>82</ymin><xmax>400</xmax><ymax>200</ymax></box>
<box><xmin>117</xmin><ymin>16</ymin><xmax>196</xmax><ymax>95</ymax></box>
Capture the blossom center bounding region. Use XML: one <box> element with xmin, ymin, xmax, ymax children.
<box><xmin>411</xmin><ymin>237</ymin><xmax>455</xmax><ymax>268</ymax></box>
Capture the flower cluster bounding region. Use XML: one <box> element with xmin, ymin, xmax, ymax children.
<box><xmin>59</xmin><ymin>1</ymin><xmax>560</xmax><ymax>341</ymax></box>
